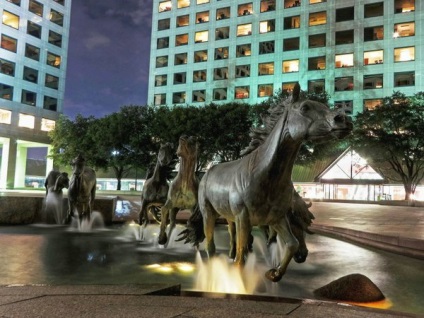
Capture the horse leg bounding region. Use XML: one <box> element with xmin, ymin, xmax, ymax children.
<box><xmin>234</xmin><ymin>212</ymin><xmax>250</xmax><ymax>266</ymax></box>
<box><xmin>202</xmin><ymin>201</ymin><xmax>217</xmax><ymax>258</ymax></box>
<box><xmin>228</xmin><ymin>221</ymin><xmax>236</xmax><ymax>259</ymax></box>
<box><xmin>66</xmin><ymin>201</ymin><xmax>74</xmax><ymax>224</ymax></box>
<box><xmin>158</xmin><ymin>201</ymin><xmax>172</xmax><ymax>245</ymax></box>
<box><xmin>265</xmin><ymin>215</ymin><xmax>299</xmax><ymax>282</ymax></box>
<box><xmin>164</xmin><ymin>207</ymin><xmax>180</xmax><ymax>247</ymax></box>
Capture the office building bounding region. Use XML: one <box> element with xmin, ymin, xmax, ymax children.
<box><xmin>0</xmin><ymin>0</ymin><xmax>71</xmax><ymax>188</ymax></box>
<box><xmin>148</xmin><ymin>0</ymin><xmax>420</xmax><ymax>116</ymax></box>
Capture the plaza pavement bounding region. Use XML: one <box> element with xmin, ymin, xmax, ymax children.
<box><xmin>0</xmin><ymin>200</ymin><xmax>423</xmax><ymax>317</ymax></box>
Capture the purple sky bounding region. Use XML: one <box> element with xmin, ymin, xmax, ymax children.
<box><xmin>63</xmin><ymin>1</ymin><xmax>153</xmax><ymax>119</ymax></box>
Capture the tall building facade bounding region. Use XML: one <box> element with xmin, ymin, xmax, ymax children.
<box><xmin>148</xmin><ymin>0</ymin><xmax>422</xmax><ymax>116</ymax></box>
<box><xmin>0</xmin><ymin>0</ymin><xmax>71</xmax><ymax>188</ymax></box>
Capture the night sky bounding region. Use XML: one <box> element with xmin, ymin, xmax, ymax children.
<box><xmin>63</xmin><ymin>0</ymin><xmax>153</xmax><ymax>119</ymax></box>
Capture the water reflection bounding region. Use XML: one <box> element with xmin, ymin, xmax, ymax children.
<box><xmin>0</xmin><ymin>224</ymin><xmax>423</xmax><ymax>315</ymax></box>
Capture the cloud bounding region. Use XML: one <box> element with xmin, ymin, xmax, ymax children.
<box><xmin>83</xmin><ymin>31</ymin><xmax>111</xmax><ymax>50</ymax></box>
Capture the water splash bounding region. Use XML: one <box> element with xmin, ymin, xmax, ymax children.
<box><xmin>68</xmin><ymin>211</ymin><xmax>105</xmax><ymax>232</ymax></box>
<box><xmin>44</xmin><ymin>192</ymin><xmax>65</xmax><ymax>225</ymax></box>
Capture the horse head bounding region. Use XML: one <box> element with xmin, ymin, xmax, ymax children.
<box><xmin>71</xmin><ymin>154</ymin><xmax>86</xmax><ymax>176</ymax></box>
<box><xmin>157</xmin><ymin>142</ymin><xmax>174</xmax><ymax>167</ymax></box>
<box><xmin>177</xmin><ymin>135</ymin><xmax>198</xmax><ymax>160</ymax></box>
<box><xmin>286</xmin><ymin>83</ymin><xmax>353</xmax><ymax>142</ymax></box>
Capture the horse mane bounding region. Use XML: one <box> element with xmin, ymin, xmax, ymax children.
<box><xmin>240</xmin><ymin>92</ymin><xmax>305</xmax><ymax>157</ymax></box>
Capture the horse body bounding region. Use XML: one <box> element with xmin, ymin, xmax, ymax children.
<box><xmin>158</xmin><ymin>135</ymin><xmax>198</xmax><ymax>245</ymax></box>
<box><xmin>139</xmin><ymin>143</ymin><xmax>174</xmax><ymax>226</ymax></box>
<box><xmin>199</xmin><ymin>83</ymin><xmax>352</xmax><ymax>282</ymax></box>
<box><xmin>67</xmin><ymin>155</ymin><xmax>97</xmax><ymax>223</ymax></box>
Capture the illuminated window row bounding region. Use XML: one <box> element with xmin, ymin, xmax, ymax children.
<box><xmin>2</xmin><ymin>6</ymin><xmax>64</xmax><ymax>29</ymax></box>
<box><xmin>6</xmin><ymin>0</ymin><xmax>65</xmax><ymax>6</ymax></box>
<box><xmin>0</xmin><ymin>108</ymin><xmax>55</xmax><ymax>131</ymax></box>
<box><xmin>155</xmin><ymin>47</ymin><xmax>415</xmax><ymax>73</ymax></box>
<box><xmin>0</xmin><ymin>83</ymin><xmax>58</xmax><ymax>111</ymax></box>
<box><xmin>158</xmin><ymin>0</ymin><xmax>414</xmax><ymax>15</ymax></box>
<box><xmin>153</xmin><ymin>71</ymin><xmax>414</xmax><ymax>106</ymax></box>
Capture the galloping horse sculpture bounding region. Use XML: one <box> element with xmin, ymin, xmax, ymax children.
<box><xmin>139</xmin><ymin>142</ymin><xmax>175</xmax><ymax>229</ymax></box>
<box><xmin>67</xmin><ymin>154</ymin><xmax>97</xmax><ymax>224</ymax></box>
<box><xmin>198</xmin><ymin>83</ymin><xmax>352</xmax><ymax>282</ymax></box>
<box><xmin>158</xmin><ymin>135</ymin><xmax>199</xmax><ymax>246</ymax></box>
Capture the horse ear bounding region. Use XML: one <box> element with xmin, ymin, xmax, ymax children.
<box><xmin>292</xmin><ymin>82</ymin><xmax>301</xmax><ymax>102</ymax></box>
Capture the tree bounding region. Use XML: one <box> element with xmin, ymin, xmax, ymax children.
<box><xmin>48</xmin><ymin>114</ymin><xmax>98</xmax><ymax>168</ymax></box>
<box><xmin>350</xmin><ymin>91</ymin><xmax>424</xmax><ymax>200</ymax></box>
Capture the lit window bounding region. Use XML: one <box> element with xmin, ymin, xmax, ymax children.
<box><xmin>364</xmin><ymin>50</ymin><xmax>383</xmax><ymax>65</ymax></box>
<box><xmin>258</xmin><ymin>62</ymin><xmax>274</xmax><ymax>75</ymax></box>
<box><xmin>0</xmin><ymin>109</ymin><xmax>12</xmax><ymax>124</ymax></box>
<box><xmin>176</xmin><ymin>34</ymin><xmax>188</xmax><ymax>46</ymax></box>
<box><xmin>41</xmin><ymin>118</ymin><xmax>55</xmax><ymax>131</ymax></box>
<box><xmin>177</xmin><ymin>0</ymin><xmax>190</xmax><ymax>9</ymax></box>
<box><xmin>44</xmin><ymin>96</ymin><xmax>57</xmax><ymax>111</ymax></box>
<box><xmin>309</xmin><ymin>11</ymin><xmax>326</xmax><ymax>26</ymax></box>
<box><xmin>213</xmin><ymin>88</ymin><xmax>227</xmax><ymax>101</ymax></box>
<box><xmin>258</xmin><ymin>84</ymin><xmax>273</xmax><ymax>97</ymax></box>
<box><xmin>235</xmin><ymin>65</ymin><xmax>250</xmax><ymax>78</ymax></box>
<box><xmin>172</xmin><ymin>92</ymin><xmax>186</xmax><ymax>104</ymax></box>
<box><xmin>0</xmin><ymin>83</ymin><xmax>13</xmax><ymax>100</ymax></box>
<box><xmin>1</xmin><ymin>34</ymin><xmax>17</xmax><ymax>52</ymax></box>
<box><xmin>394</xmin><ymin>72</ymin><xmax>414</xmax><ymax>87</ymax></box>
<box><xmin>394</xmin><ymin>47</ymin><xmax>415</xmax><ymax>62</ymax></box>
<box><xmin>282</xmin><ymin>60</ymin><xmax>299</xmax><ymax>73</ymax></box>
<box><xmin>195</xmin><ymin>30</ymin><xmax>208</xmax><ymax>43</ymax></box>
<box><xmin>29</xmin><ymin>0</ymin><xmax>43</xmax><ymax>16</ymax></box>
<box><xmin>176</xmin><ymin>15</ymin><xmax>189</xmax><ymax>27</ymax></box>
<box><xmin>194</xmin><ymin>50</ymin><xmax>208</xmax><ymax>62</ymax></box>
<box><xmin>0</xmin><ymin>58</ymin><xmax>15</xmax><ymax>76</ymax></box>
<box><xmin>260</xmin><ymin>20</ymin><xmax>275</xmax><ymax>33</ymax></box>
<box><xmin>282</xmin><ymin>82</ymin><xmax>296</xmax><ymax>94</ymax></box>
<box><xmin>310</xmin><ymin>0</ymin><xmax>326</xmax><ymax>3</ymax></box>
<box><xmin>261</xmin><ymin>0</ymin><xmax>275</xmax><ymax>12</ymax></box>
<box><xmin>335</xmin><ymin>53</ymin><xmax>354</xmax><ymax>68</ymax></box>
<box><xmin>394</xmin><ymin>0</ymin><xmax>414</xmax><ymax>13</ymax></box>
<box><xmin>154</xmin><ymin>94</ymin><xmax>166</xmax><ymax>106</ymax></box>
<box><xmin>196</xmin><ymin>11</ymin><xmax>209</xmax><ymax>23</ymax></box>
<box><xmin>335</xmin><ymin>76</ymin><xmax>354</xmax><ymax>91</ymax></box>
<box><xmin>236</xmin><ymin>44</ymin><xmax>251</xmax><ymax>57</ymax></box>
<box><xmin>22</xmin><ymin>90</ymin><xmax>36</xmax><ymax>106</ymax></box>
<box><xmin>155</xmin><ymin>75</ymin><xmax>167</xmax><ymax>87</ymax></box>
<box><xmin>237</xmin><ymin>24</ymin><xmax>252</xmax><ymax>36</ymax></box>
<box><xmin>159</xmin><ymin>1</ymin><xmax>172</xmax><ymax>12</ymax></box>
<box><xmin>235</xmin><ymin>86</ymin><xmax>250</xmax><ymax>99</ymax></box>
<box><xmin>284</xmin><ymin>0</ymin><xmax>301</xmax><ymax>8</ymax></box>
<box><xmin>192</xmin><ymin>90</ymin><xmax>205</xmax><ymax>102</ymax></box>
<box><xmin>393</xmin><ymin>22</ymin><xmax>415</xmax><ymax>38</ymax></box>
<box><xmin>50</xmin><ymin>9</ymin><xmax>63</xmax><ymax>26</ymax></box>
<box><xmin>238</xmin><ymin>3</ymin><xmax>253</xmax><ymax>16</ymax></box>
<box><xmin>19</xmin><ymin>113</ymin><xmax>35</xmax><ymax>129</ymax></box>
<box><xmin>364</xmin><ymin>74</ymin><xmax>383</xmax><ymax>89</ymax></box>
<box><xmin>2</xmin><ymin>11</ymin><xmax>19</xmax><ymax>29</ymax></box>
<box><xmin>364</xmin><ymin>99</ymin><xmax>383</xmax><ymax>110</ymax></box>
<box><xmin>197</xmin><ymin>0</ymin><xmax>209</xmax><ymax>4</ymax></box>
<box><xmin>216</xmin><ymin>7</ymin><xmax>230</xmax><ymax>20</ymax></box>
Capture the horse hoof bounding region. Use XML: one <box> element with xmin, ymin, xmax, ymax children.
<box><xmin>265</xmin><ymin>269</ymin><xmax>283</xmax><ymax>282</ymax></box>
<box><xmin>158</xmin><ymin>233</ymin><xmax>168</xmax><ymax>245</ymax></box>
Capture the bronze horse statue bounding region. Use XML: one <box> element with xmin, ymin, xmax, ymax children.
<box><xmin>44</xmin><ymin>170</ymin><xmax>69</xmax><ymax>224</ymax></box>
<box><xmin>198</xmin><ymin>83</ymin><xmax>352</xmax><ymax>282</ymax></box>
<box><xmin>139</xmin><ymin>142</ymin><xmax>175</xmax><ymax>229</ymax></box>
<box><xmin>158</xmin><ymin>135</ymin><xmax>199</xmax><ymax>246</ymax></box>
<box><xmin>67</xmin><ymin>155</ymin><xmax>97</xmax><ymax>224</ymax></box>
<box><xmin>45</xmin><ymin>170</ymin><xmax>69</xmax><ymax>196</ymax></box>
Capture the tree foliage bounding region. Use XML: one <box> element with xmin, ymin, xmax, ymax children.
<box><xmin>349</xmin><ymin>91</ymin><xmax>424</xmax><ymax>200</ymax></box>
